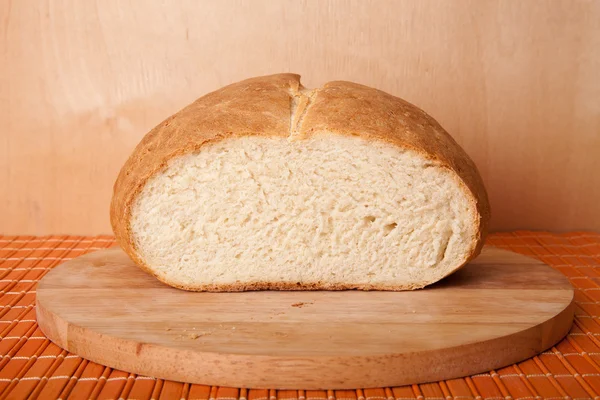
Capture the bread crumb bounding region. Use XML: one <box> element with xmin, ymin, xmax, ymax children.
<box><xmin>291</xmin><ymin>302</ymin><xmax>313</xmax><ymax>308</ymax></box>
<box><xmin>165</xmin><ymin>327</ymin><xmax>172</xmax><ymax>331</ymax></box>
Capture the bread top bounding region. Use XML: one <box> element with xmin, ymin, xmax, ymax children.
<box><xmin>111</xmin><ymin>73</ymin><xmax>490</xmax><ymax>264</ymax></box>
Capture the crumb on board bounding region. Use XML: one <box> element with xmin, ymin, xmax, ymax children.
<box><xmin>172</xmin><ymin>329</ymin><xmax>213</xmax><ymax>340</ymax></box>
<box><xmin>291</xmin><ymin>302</ymin><xmax>313</xmax><ymax>308</ymax></box>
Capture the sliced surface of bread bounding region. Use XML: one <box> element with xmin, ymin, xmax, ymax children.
<box><xmin>110</xmin><ymin>74</ymin><xmax>490</xmax><ymax>291</ymax></box>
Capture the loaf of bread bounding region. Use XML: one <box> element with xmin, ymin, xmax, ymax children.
<box><xmin>111</xmin><ymin>74</ymin><xmax>490</xmax><ymax>291</ymax></box>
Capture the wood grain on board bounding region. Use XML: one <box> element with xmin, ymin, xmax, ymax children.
<box><xmin>1</xmin><ymin>0</ymin><xmax>599</xmax><ymax>234</ymax></box>
<box><xmin>36</xmin><ymin>246</ymin><xmax>575</xmax><ymax>389</ymax></box>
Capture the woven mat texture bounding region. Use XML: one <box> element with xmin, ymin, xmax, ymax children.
<box><xmin>0</xmin><ymin>232</ymin><xmax>599</xmax><ymax>400</ymax></box>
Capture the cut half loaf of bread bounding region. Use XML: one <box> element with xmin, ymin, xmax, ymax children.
<box><xmin>111</xmin><ymin>74</ymin><xmax>490</xmax><ymax>291</ymax></box>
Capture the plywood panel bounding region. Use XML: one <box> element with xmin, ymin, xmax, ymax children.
<box><xmin>1</xmin><ymin>0</ymin><xmax>599</xmax><ymax>234</ymax></box>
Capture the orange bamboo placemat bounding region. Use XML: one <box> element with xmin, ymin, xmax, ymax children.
<box><xmin>0</xmin><ymin>232</ymin><xmax>599</xmax><ymax>400</ymax></box>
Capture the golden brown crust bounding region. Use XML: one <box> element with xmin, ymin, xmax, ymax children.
<box><xmin>155</xmin><ymin>276</ymin><xmax>425</xmax><ymax>292</ymax></box>
<box><xmin>111</xmin><ymin>73</ymin><xmax>491</xmax><ymax>290</ymax></box>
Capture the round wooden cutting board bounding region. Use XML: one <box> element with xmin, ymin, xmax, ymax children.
<box><xmin>36</xmin><ymin>246</ymin><xmax>574</xmax><ymax>389</ymax></box>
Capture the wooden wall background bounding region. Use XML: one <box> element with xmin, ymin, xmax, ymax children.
<box><xmin>1</xmin><ymin>0</ymin><xmax>599</xmax><ymax>234</ymax></box>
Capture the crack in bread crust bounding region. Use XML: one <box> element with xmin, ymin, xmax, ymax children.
<box><xmin>289</xmin><ymin>85</ymin><xmax>317</xmax><ymax>138</ymax></box>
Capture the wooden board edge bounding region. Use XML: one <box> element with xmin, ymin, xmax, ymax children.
<box><xmin>35</xmin><ymin>290</ymin><xmax>575</xmax><ymax>389</ymax></box>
